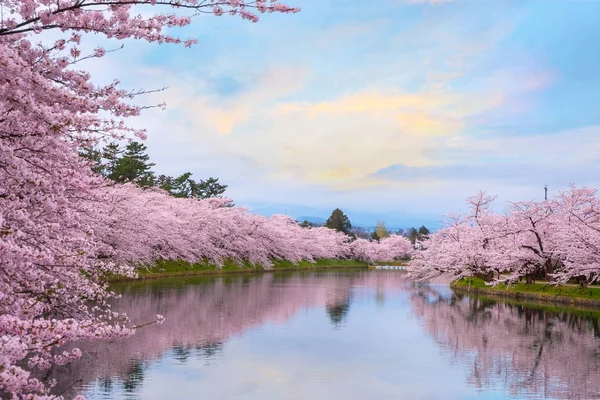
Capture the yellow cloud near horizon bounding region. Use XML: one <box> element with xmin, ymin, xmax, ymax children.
<box><xmin>276</xmin><ymin>89</ymin><xmax>495</xmax><ymax>139</ymax></box>
<box><xmin>303</xmin><ymin>91</ymin><xmax>457</xmax><ymax>117</ymax></box>
<box><xmin>159</xmin><ymin>61</ymin><xmax>554</xmax><ymax>192</ymax></box>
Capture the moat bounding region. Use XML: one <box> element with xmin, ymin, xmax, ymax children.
<box><xmin>51</xmin><ymin>270</ymin><xmax>600</xmax><ymax>400</ymax></box>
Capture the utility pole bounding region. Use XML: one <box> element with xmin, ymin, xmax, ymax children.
<box><xmin>544</xmin><ymin>185</ymin><xmax>548</xmax><ymax>201</ymax></box>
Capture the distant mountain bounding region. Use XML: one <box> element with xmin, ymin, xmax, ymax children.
<box><xmin>296</xmin><ymin>216</ymin><xmax>326</xmax><ymax>224</ymax></box>
<box><xmin>241</xmin><ymin>202</ymin><xmax>442</xmax><ymax>231</ymax></box>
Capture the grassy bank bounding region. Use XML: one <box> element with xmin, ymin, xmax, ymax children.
<box><xmin>452</xmin><ymin>289</ymin><xmax>600</xmax><ymax>316</ymax></box>
<box><xmin>373</xmin><ymin>260</ymin><xmax>410</xmax><ymax>266</ymax></box>
<box><xmin>451</xmin><ymin>277</ymin><xmax>600</xmax><ymax>308</ymax></box>
<box><xmin>109</xmin><ymin>258</ymin><xmax>370</xmax><ymax>282</ymax></box>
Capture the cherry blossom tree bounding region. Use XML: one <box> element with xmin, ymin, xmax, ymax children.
<box><xmin>408</xmin><ymin>192</ymin><xmax>509</xmax><ymax>282</ymax></box>
<box><xmin>502</xmin><ymin>199</ymin><xmax>561</xmax><ymax>284</ymax></box>
<box><xmin>551</xmin><ymin>186</ymin><xmax>600</xmax><ymax>286</ymax></box>
<box><xmin>92</xmin><ymin>184</ymin><xmax>354</xmax><ymax>268</ymax></box>
<box><xmin>90</xmin><ymin>182</ymin><xmax>414</xmax><ymax>271</ymax></box>
<box><xmin>0</xmin><ymin>1</ymin><xmax>299</xmax><ymax>398</ymax></box>
<box><xmin>408</xmin><ymin>186</ymin><xmax>600</xmax><ymax>287</ymax></box>
<box><xmin>350</xmin><ymin>235</ymin><xmax>413</xmax><ymax>263</ymax></box>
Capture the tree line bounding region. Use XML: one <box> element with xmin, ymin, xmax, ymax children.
<box><xmin>408</xmin><ymin>188</ymin><xmax>600</xmax><ymax>287</ymax></box>
<box><xmin>300</xmin><ymin>208</ymin><xmax>430</xmax><ymax>244</ymax></box>
<box><xmin>0</xmin><ymin>1</ymin><xmax>301</xmax><ymax>398</ymax></box>
<box><xmin>80</xmin><ymin>141</ymin><xmax>228</xmax><ymax>200</ymax></box>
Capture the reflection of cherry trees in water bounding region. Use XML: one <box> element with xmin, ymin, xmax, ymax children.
<box><xmin>410</xmin><ymin>285</ymin><xmax>600</xmax><ymax>399</ymax></box>
<box><xmin>50</xmin><ymin>271</ymin><xmax>408</xmax><ymax>397</ymax></box>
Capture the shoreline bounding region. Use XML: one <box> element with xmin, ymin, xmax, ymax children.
<box><xmin>108</xmin><ymin>259</ymin><xmax>372</xmax><ymax>282</ymax></box>
<box><xmin>451</xmin><ymin>278</ymin><xmax>600</xmax><ymax>308</ymax></box>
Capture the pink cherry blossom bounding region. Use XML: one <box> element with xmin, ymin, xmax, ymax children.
<box><xmin>408</xmin><ymin>186</ymin><xmax>600</xmax><ymax>288</ymax></box>
<box><xmin>0</xmin><ymin>1</ymin><xmax>299</xmax><ymax>398</ymax></box>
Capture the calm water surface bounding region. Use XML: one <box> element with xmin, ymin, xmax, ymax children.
<box><xmin>51</xmin><ymin>270</ymin><xmax>600</xmax><ymax>400</ymax></box>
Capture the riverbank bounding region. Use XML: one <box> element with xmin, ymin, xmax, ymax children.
<box><xmin>451</xmin><ymin>277</ymin><xmax>600</xmax><ymax>308</ymax></box>
<box><xmin>373</xmin><ymin>260</ymin><xmax>409</xmax><ymax>266</ymax></box>
<box><xmin>108</xmin><ymin>258</ymin><xmax>371</xmax><ymax>282</ymax></box>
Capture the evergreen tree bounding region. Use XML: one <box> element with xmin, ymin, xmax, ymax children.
<box><xmin>102</xmin><ymin>142</ymin><xmax>123</xmax><ymax>179</ymax></box>
<box><xmin>371</xmin><ymin>230</ymin><xmax>380</xmax><ymax>242</ymax></box>
<box><xmin>155</xmin><ymin>174</ymin><xmax>174</xmax><ymax>192</ymax></box>
<box><xmin>325</xmin><ymin>208</ymin><xmax>352</xmax><ymax>234</ymax></box>
<box><xmin>166</xmin><ymin>172</ymin><xmax>194</xmax><ymax>198</ymax></box>
<box><xmin>110</xmin><ymin>141</ymin><xmax>155</xmax><ymax>187</ymax></box>
<box><xmin>299</xmin><ymin>220</ymin><xmax>314</xmax><ymax>228</ymax></box>
<box><xmin>157</xmin><ymin>173</ymin><xmax>228</xmax><ymax>200</ymax></box>
<box><xmin>408</xmin><ymin>227</ymin><xmax>419</xmax><ymax>244</ymax></box>
<box><xmin>92</xmin><ymin>142</ymin><xmax>229</xmax><ymax>198</ymax></box>
<box><xmin>79</xmin><ymin>146</ymin><xmax>104</xmax><ymax>175</ymax></box>
<box><xmin>194</xmin><ymin>177</ymin><xmax>228</xmax><ymax>199</ymax></box>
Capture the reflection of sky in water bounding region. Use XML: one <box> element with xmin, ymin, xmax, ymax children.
<box><xmin>82</xmin><ymin>281</ymin><xmax>519</xmax><ymax>400</ymax></box>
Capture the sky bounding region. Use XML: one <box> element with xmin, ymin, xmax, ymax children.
<box><xmin>82</xmin><ymin>0</ymin><xmax>600</xmax><ymax>229</ymax></box>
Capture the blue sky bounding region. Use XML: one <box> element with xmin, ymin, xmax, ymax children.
<box><xmin>87</xmin><ymin>0</ymin><xmax>600</xmax><ymax>229</ymax></box>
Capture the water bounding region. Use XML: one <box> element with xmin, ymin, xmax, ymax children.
<box><xmin>50</xmin><ymin>270</ymin><xmax>600</xmax><ymax>400</ymax></box>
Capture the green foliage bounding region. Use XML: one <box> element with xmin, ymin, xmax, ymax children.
<box><xmin>79</xmin><ymin>141</ymin><xmax>228</xmax><ymax>199</ymax></box>
<box><xmin>452</xmin><ymin>277</ymin><xmax>600</xmax><ymax>304</ymax></box>
<box><xmin>299</xmin><ymin>220</ymin><xmax>325</xmax><ymax>229</ymax></box>
<box><xmin>157</xmin><ymin>173</ymin><xmax>228</xmax><ymax>200</ymax></box>
<box><xmin>299</xmin><ymin>220</ymin><xmax>314</xmax><ymax>228</ymax></box>
<box><xmin>375</xmin><ymin>220</ymin><xmax>389</xmax><ymax>239</ymax></box>
<box><xmin>408</xmin><ymin>225</ymin><xmax>429</xmax><ymax>244</ymax></box>
<box><xmin>157</xmin><ymin>172</ymin><xmax>193</xmax><ymax>198</ymax></box>
<box><xmin>79</xmin><ymin>146</ymin><xmax>104</xmax><ymax>175</ymax></box>
<box><xmin>325</xmin><ymin>208</ymin><xmax>352</xmax><ymax>234</ymax></box>
<box><xmin>372</xmin><ymin>260</ymin><xmax>410</xmax><ymax>266</ymax></box>
<box><xmin>155</xmin><ymin>174</ymin><xmax>175</xmax><ymax>193</ymax></box>
<box><xmin>118</xmin><ymin>258</ymin><xmax>369</xmax><ymax>280</ymax></box>
<box><xmin>196</xmin><ymin>177</ymin><xmax>228</xmax><ymax>199</ymax></box>
<box><xmin>110</xmin><ymin>141</ymin><xmax>155</xmax><ymax>187</ymax></box>
<box><xmin>408</xmin><ymin>227</ymin><xmax>418</xmax><ymax>244</ymax></box>
<box><xmin>102</xmin><ymin>142</ymin><xmax>123</xmax><ymax>178</ymax></box>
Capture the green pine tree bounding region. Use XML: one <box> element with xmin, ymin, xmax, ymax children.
<box><xmin>79</xmin><ymin>145</ymin><xmax>104</xmax><ymax>175</ymax></box>
<box><xmin>325</xmin><ymin>208</ymin><xmax>352</xmax><ymax>234</ymax></box>
<box><xmin>110</xmin><ymin>141</ymin><xmax>155</xmax><ymax>187</ymax></box>
<box><xmin>193</xmin><ymin>177</ymin><xmax>228</xmax><ymax>199</ymax></box>
<box><xmin>418</xmin><ymin>225</ymin><xmax>430</xmax><ymax>241</ymax></box>
<box><xmin>408</xmin><ymin>227</ymin><xmax>418</xmax><ymax>244</ymax></box>
<box><xmin>102</xmin><ymin>142</ymin><xmax>123</xmax><ymax>179</ymax></box>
